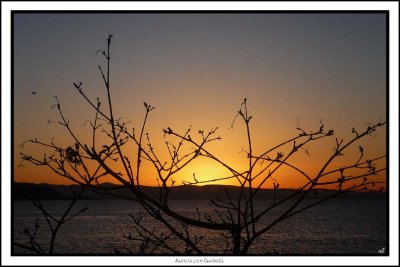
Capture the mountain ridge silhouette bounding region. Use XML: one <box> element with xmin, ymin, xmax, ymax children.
<box><xmin>13</xmin><ymin>182</ymin><xmax>386</xmax><ymax>201</ymax></box>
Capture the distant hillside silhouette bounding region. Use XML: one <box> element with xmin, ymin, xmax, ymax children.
<box><xmin>13</xmin><ymin>182</ymin><xmax>386</xmax><ymax>201</ymax></box>
<box><xmin>13</xmin><ymin>183</ymin><xmax>69</xmax><ymax>200</ymax></box>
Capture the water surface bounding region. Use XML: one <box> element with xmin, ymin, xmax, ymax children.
<box><xmin>13</xmin><ymin>198</ymin><xmax>387</xmax><ymax>255</ymax></box>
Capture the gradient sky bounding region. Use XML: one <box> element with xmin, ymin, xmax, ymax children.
<box><xmin>13</xmin><ymin>13</ymin><xmax>387</xmax><ymax>188</ymax></box>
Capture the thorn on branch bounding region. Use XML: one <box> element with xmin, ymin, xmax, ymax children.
<box><xmin>275</xmin><ymin>152</ymin><xmax>284</xmax><ymax>161</ymax></box>
<box><xmin>292</xmin><ymin>140</ymin><xmax>297</xmax><ymax>152</ymax></box>
<box><xmin>273</xmin><ymin>182</ymin><xmax>279</xmax><ymax>189</ymax></box>
<box><xmin>163</xmin><ymin>127</ymin><xmax>173</xmax><ymax>136</ymax></box>
<box><xmin>143</xmin><ymin>102</ymin><xmax>155</xmax><ymax>112</ymax></box>
<box><xmin>73</xmin><ymin>82</ymin><xmax>83</xmax><ymax>92</ymax></box>
<box><xmin>352</xmin><ymin>128</ymin><xmax>359</xmax><ymax>137</ymax></box>
<box><xmin>296</xmin><ymin>119</ymin><xmax>307</xmax><ymax>136</ymax></box>
<box><xmin>335</xmin><ymin>138</ymin><xmax>343</xmax><ymax>148</ymax></box>
<box><xmin>193</xmin><ymin>173</ymin><xmax>198</xmax><ymax>183</ymax></box>
<box><xmin>318</xmin><ymin>119</ymin><xmax>324</xmax><ymax>133</ymax></box>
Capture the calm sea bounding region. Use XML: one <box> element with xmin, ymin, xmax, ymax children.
<box><xmin>13</xmin><ymin>198</ymin><xmax>387</xmax><ymax>255</ymax></box>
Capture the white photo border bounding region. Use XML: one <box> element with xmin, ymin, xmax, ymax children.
<box><xmin>2</xmin><ymin>1</ymin><xmax>398</xmax><ymax>266</ymax></box>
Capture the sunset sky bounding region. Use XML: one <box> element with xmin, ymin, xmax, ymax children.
<box><xmin>13</xmin><ymin>13</ymin><xmax>387</xmax><ymax>189</ymax></box>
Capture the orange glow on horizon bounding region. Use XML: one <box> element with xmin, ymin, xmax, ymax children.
<box><xmin>14</xmin><ymin>103</ymin><xmax>387</xmax><ymax>192</ymax></box>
